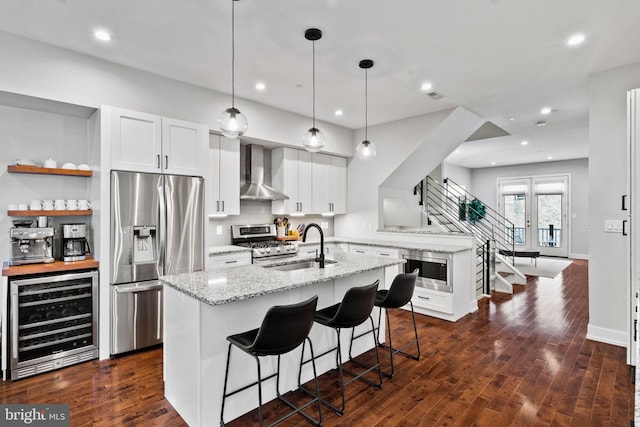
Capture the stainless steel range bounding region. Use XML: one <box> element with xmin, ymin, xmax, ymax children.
<box><xmin>231</xmin><ymin>224</ymin><xmax>298</xmax><ymax>260</ymax></box>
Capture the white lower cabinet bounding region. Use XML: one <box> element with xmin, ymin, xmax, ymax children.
<box><xmin>350</xmin><ymin>245</ymin><xmax>400</xmax><ymax>288</ymax></box>
<box><xmin>412</xmin><ymin>287</ymin><xmax>454</xmax><ymax>314</ymax></box>
<box><xmin>206</xmin><ymin>252</ymin><xmax>251</xmax><ymax>270</ymax></box>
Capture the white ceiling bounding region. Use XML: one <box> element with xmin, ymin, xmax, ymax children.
<box><xmin>1</xmin><ymin>0</ymin><xmax>640</xmax><ymax>168</ymax></box>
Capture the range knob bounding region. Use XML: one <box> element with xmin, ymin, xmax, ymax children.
<box><xmin>275</xmin><ymin>246</ymin><xmax>281</xmax><ymax>253</ymax></box>
<box><xmin>258</xmin><ymin>249</ymin><xmax>266</xmax><ymax>255</ymax></box>
<box><xmin>265</xmin><ymin>247</ymin><xmax>271</xmax><ymax>254</ymax></box>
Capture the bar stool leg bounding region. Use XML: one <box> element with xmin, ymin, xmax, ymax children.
<box><xmin>220</xmin><ymin>343</ymin><xmax>233</xmax><ymax>426</ymax></box>
<box><xmin>375</xmin><ymin>303</ymin><xmax>421</xmax><ymax>378</ymax></box>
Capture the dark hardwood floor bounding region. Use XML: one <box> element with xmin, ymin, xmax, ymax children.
<box><xmin>0</xmin><ymin>260</ymin><xmax>634</xmax><ymax>426</ymax></box>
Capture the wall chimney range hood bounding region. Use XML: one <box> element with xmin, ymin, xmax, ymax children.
<box><xmin>240</xmin><ymin>144</ymin><xmax>289</xmax><ymax>201</ymax></box>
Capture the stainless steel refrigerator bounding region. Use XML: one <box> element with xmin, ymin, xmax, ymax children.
<box><xmin>110</xmin><ymin>171</ymin><xmax>203</xmax><ymax>355</ymax></box>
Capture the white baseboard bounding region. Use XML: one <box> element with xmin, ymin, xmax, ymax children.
<box><xmin>570</xmin><ymin>253</ymin><xmax>589</xmax><ymax>260</ymax></box>
<box><xmin>586</xmin><ymin>323</ymin><xmax>627</xmax><ymax>348</ymax></box>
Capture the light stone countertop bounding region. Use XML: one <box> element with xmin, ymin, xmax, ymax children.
<box><xmin>295</xmin><ymin>236</ymin><xmax>471</xmax><ymax>254</ymax></box>
<box><xmin>208</xmin><ymin>245</ymin><xmax>252</xmax><ymax>256</ymax></box>
<box><xmin>161</xmin><ymin>251</ymin><xmax>404</xmax><ymax>307</ymax></box>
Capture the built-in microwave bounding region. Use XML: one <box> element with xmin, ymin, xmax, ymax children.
<box><xmin>402</xmin><ymin>250</ymin><xmax>453</xmax><ymax>293</ymax></box>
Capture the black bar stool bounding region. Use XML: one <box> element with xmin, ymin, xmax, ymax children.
<box><xmin>298</xmin><ymin>281</ymin><xmax>382</xmax><ymax>416</ymax></box>
<box><xmin>350</xmin><ymin>269</ymin><xmax>420</xmax><ymax>378</ymax></box>
<box><xmin>220</xmin><ymin>296</ymin><xmax>322</xmax><ymax>427</ymax></box>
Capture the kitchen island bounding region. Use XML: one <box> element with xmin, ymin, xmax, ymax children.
<box><xmin>160</xmin><ymin>252</ymin><xmax>404</xmax><ymax>426</ymax></box>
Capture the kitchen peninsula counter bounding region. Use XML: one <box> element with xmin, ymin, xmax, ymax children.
<box><xmin>295</xmin><ymin>236</ymin><xmax>471</xmax><ymax>254</ymax></box>
<box><xmin>161</xmin><ymin>253</ymin><xmax>403</xmax><ymax>426</ymax></box>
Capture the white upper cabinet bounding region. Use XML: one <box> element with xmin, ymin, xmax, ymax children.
<box><xmin>107</xmin><ymin>106</ymin><xmax>208</xmax><ymax>177</ymax></box>
<box><xmin>272</xmin><ymin>147</ymin><xmax>312</xmax><ymax>215</ymax></box>
<box><xmin>161</xmin><ymin>117</ymin><xmax>208</xmax><ymax>177</ymax></box>
<box><xmin>209</xmin><ymin>135</ymin><xmax>240</xmax><ymax>216</ymax></box>
<box><xmin>312</xmin><ymin>154</ymin><xmax>347</xmax><ymax>214</ymax></box>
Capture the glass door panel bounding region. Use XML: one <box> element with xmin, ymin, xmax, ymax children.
<box><xmin>536</xmin><ymin>194</ymin><xmax>563</xmax><ymax>248</ymax></box>
<box><xmin>503</xmin><ymin>194</ymin><xmax>527</xmax><ymax>246</ymax></box>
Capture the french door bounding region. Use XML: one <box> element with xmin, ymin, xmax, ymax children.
<box><xmin>498</xmin><ymin>175</ymin><xmax>569</xmax><ymax>257</ymax></box>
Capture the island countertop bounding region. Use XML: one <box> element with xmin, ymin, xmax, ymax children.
<box><xmin>160</xmin><ymin>252</ymin><xmax>404</xmax><ymax>307</ymax></box>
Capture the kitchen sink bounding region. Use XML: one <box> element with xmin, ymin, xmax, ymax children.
<box><xmin>266</xmin><ymin>259</ymin><xmax>337</xmax><ymax>272</ymax></box>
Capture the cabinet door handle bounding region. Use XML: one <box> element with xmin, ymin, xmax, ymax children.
<box><xmin>216</xmin><ymin>201</ymin><xmax>220</xmax><ymax>212</ymax></box>
<box><xmin>379</xmin><ymin>253</ymin><xmax>391</xmax><ymax>257</ymax></box>
<box><xmin>164</xmin><ymin>155</ymin><xmax>169</xmax><ymax>169</ymax></box>
<box><xmin>418</xmin><ymin>296</ymin><xmax>431</xmax><ymax>301</ymax></box>
<box><xmin>622</xmin><ymin>195</ymin><xmax>628</xmax><ymax>211</ymax></box>
<box><xmin>221</xmin><ymin>200</ymin><xmax>225</xmax><ymax>212</ymax></box>
<box><xmin>156</xmin><ymin>155</ymin><xmax>161</xmax><ymax>169</ymax></box>
<box><xmin>225</xmin><ymin>260</ymin><xmax>237</xmax><ymax>264</ymax></box>
<box><xmin>623</xmin><ymin>219</ymin><xmax>629</xmax><ymax>236</ymax></box>
<box><xmin>355</xmin><ymin>250</ymin><xmax>365</xmax><ymax>254</ymax></box>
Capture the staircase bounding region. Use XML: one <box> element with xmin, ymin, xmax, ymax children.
<box><xmin>417</xmin><ymin>176</ymin><xmax>526</xmax><ymax>295</ymax></box>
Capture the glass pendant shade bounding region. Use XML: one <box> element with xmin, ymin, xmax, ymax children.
<box><xmin>219</xmin><ymin>107</ymin><xmax>248</xmax><ymax>139</ymax></box>
<box><xmin>356</xmin><ymin>139</ymin><xmax>376</xmax><ymax>161</ymax></box>
<box><xmin>302</xmin><ymin>127</ymin><xmax>325</xmax><ymax>153</ymax></box>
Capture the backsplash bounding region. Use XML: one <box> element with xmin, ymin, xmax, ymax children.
<box><xmin>208</xmin><ymin>199</ymin><xmax>335</xmax><ymax>247</ymax></box>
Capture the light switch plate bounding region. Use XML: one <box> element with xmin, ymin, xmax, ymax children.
<box><xmin>216</xmin><ymin>225</ymin><xmax>223</xmax><ymax>235</ymax></box>
<box><xmin>320</xmin><ymin>221</ymin><xmax>328</xmax><ymax>229</ymax></box>
<box><xmin>604</xmin><ymin>220</ymin><xmax>623</xmax><ymax>233</ymax></box>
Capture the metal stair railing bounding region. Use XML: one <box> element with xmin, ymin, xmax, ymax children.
<box><xmin>438</xmin><ymin>177</ymin><xmax>516</xmax><ymax>258</ymax></box>
<box><xmin>420</xmin><ymin>177</ymin><xmax>516</xmax><ymax>297</ymax></box>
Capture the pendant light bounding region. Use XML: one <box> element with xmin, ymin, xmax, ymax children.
<box><xmin>356</xmin><ymin>59</ymin><xmax>376</xmax><ymax>161</ymax></box>
<box><xmin>302</xmin><ymin>28</ymin><xmax>325</xmax><ymax>153</ymax></box>
<box><xmin>218</xmin><ymin>0</ymin><xmax>248</xmax><ymax>139</ymax></box>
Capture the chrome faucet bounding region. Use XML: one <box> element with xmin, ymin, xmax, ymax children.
<box><xmin>302</xmin><ymin>223</ymin><xmax>325</xmax><ymax>268</ymax></box>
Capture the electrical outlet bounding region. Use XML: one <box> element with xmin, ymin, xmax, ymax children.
<box><xmin>216</xmin><ymin>225</ymin><xmax>223</xmax><ymax>235</ymax></box>
<box><xmin>321</xmin><ymin>221</ymin><xmax>328</xmax><ymax>229</ymax></box>
<box><xmin>366</xmin><ymin>223</ymin><xmax>373</xmax><ymax>231</ymax></box>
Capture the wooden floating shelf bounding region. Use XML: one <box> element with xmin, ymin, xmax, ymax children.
<box><xmin>7</xmin><ymin>164</ymin><xmax>92</xmax><ymax>177</ymax></box>
<box><xmin>7</xmin><ymin>209</ymin><xmax>93</xmax><ymax>217</ymax></box>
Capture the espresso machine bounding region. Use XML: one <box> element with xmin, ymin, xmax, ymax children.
<box><xmin>61</xmin><ymin>223</ymin><xmax>91</xmax><ymax>262</ymax></box>
<box><xmin>9</xmin><ymin>220</ymin><xmax>55</xmax><ymax>265</ymax></box>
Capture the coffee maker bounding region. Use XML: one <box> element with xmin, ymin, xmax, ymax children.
<box><xmin>62</xmin><ymin>223</ymin><xmax>91</xmax><ymax>262</ymax></box>
<box><xmin>9</xmin><ymin>220</ymin><xmax>55</xmax><ymax>265</ymax></box>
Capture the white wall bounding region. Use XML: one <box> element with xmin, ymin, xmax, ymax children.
<box><xmin>443</xmin><ymin>162</ymin><xmax>472</xmax><ymax>191</ymax></box>
<box><xmin>469</xmin><ymin>158</ymin><xmax>589</xmax><ymax>257</ymax></box>
<box><xmin>0</xmin><ymin>105</ymin><xmax>93</xmax><ymax>262</ymax></box>
<box><xmin>587</xmin><ymin>61</ymin><xmax>640</xmax><ymax>348</ymax></box>
<box><xmin>0</xmin><ymin>31</ymin><xmax>353</xmax><ymax>156</ymax></box>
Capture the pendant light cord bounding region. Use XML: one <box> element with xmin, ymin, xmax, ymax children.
<box><xmin>231</xmin><ymin>0</ymin><xmax>236</xmax><ymax>108</ymax></box>
<box><xmin>365</xmin><ymin>68</ymin><xmax>368</xmax><ymax>141</ymax></box>
<box><xmin>312</xmin><ymin>40</ymin><xmax>316</xmax><ymax>129</ymax></box>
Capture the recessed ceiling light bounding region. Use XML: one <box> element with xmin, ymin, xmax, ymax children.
<box><xmin>420</xmin><ymin>82</ymin><xmax>433</xmax><ymax>92</ymax></box>
<box><xmin>455</xmin><ymin>149</ymin><xmax>461</xmax><ymax>154</ymax></box>
<box><xmin>521</xmin><ymin>140</ymin><xmax>528</xmax><ymax>146</ymax></box>
<box><xmin>295</xmin><ymin>84</ymin><xmax>303</xmax><ymax>88</ymax></box>
<box><xmin>508</xmin><ymin>117</ymin><xmax>516</xmax><ymax>121</ymax></box>
<box><xmin>540</xmin><ymin>107</ymin><xmax>552</xmax><ymax>115</ymax></box>
<box><xmin>255</xmin><ymin>82</ymin><xmax>266</xmax><ymax>91</ymax></box>
<box><xmin>491</xmin><ymin>162</ymin><xmax>496</xmax><ymax>166</ymax></box>
<box><xmin>567</xmin><ymin>33</ymin><xmax>585</xmax><ymax>46</ymax></box>
<box><xmin>547</xmin><ymin>156</ymin><xmax>553</xmax><ymax>160</ymax></box>
<box><xmin>536</xmin><ymin>120</ymin><xmax>547</xmax><ymax>126</ymax></box>
<box><xmin>94</xmin><ymin>29</ymin><xmax>111</xmax><ymax>42</ymax></box>
<box><xmin>334</xmin><ymin>109</ymin><xmax>343</xmax><ymax>116</ymax></box>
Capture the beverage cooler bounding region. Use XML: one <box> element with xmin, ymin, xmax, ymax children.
<box><xmin>9</xmin><ymin>270</ymin><xmax>98</xmax><ymax>380</ymax></box>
